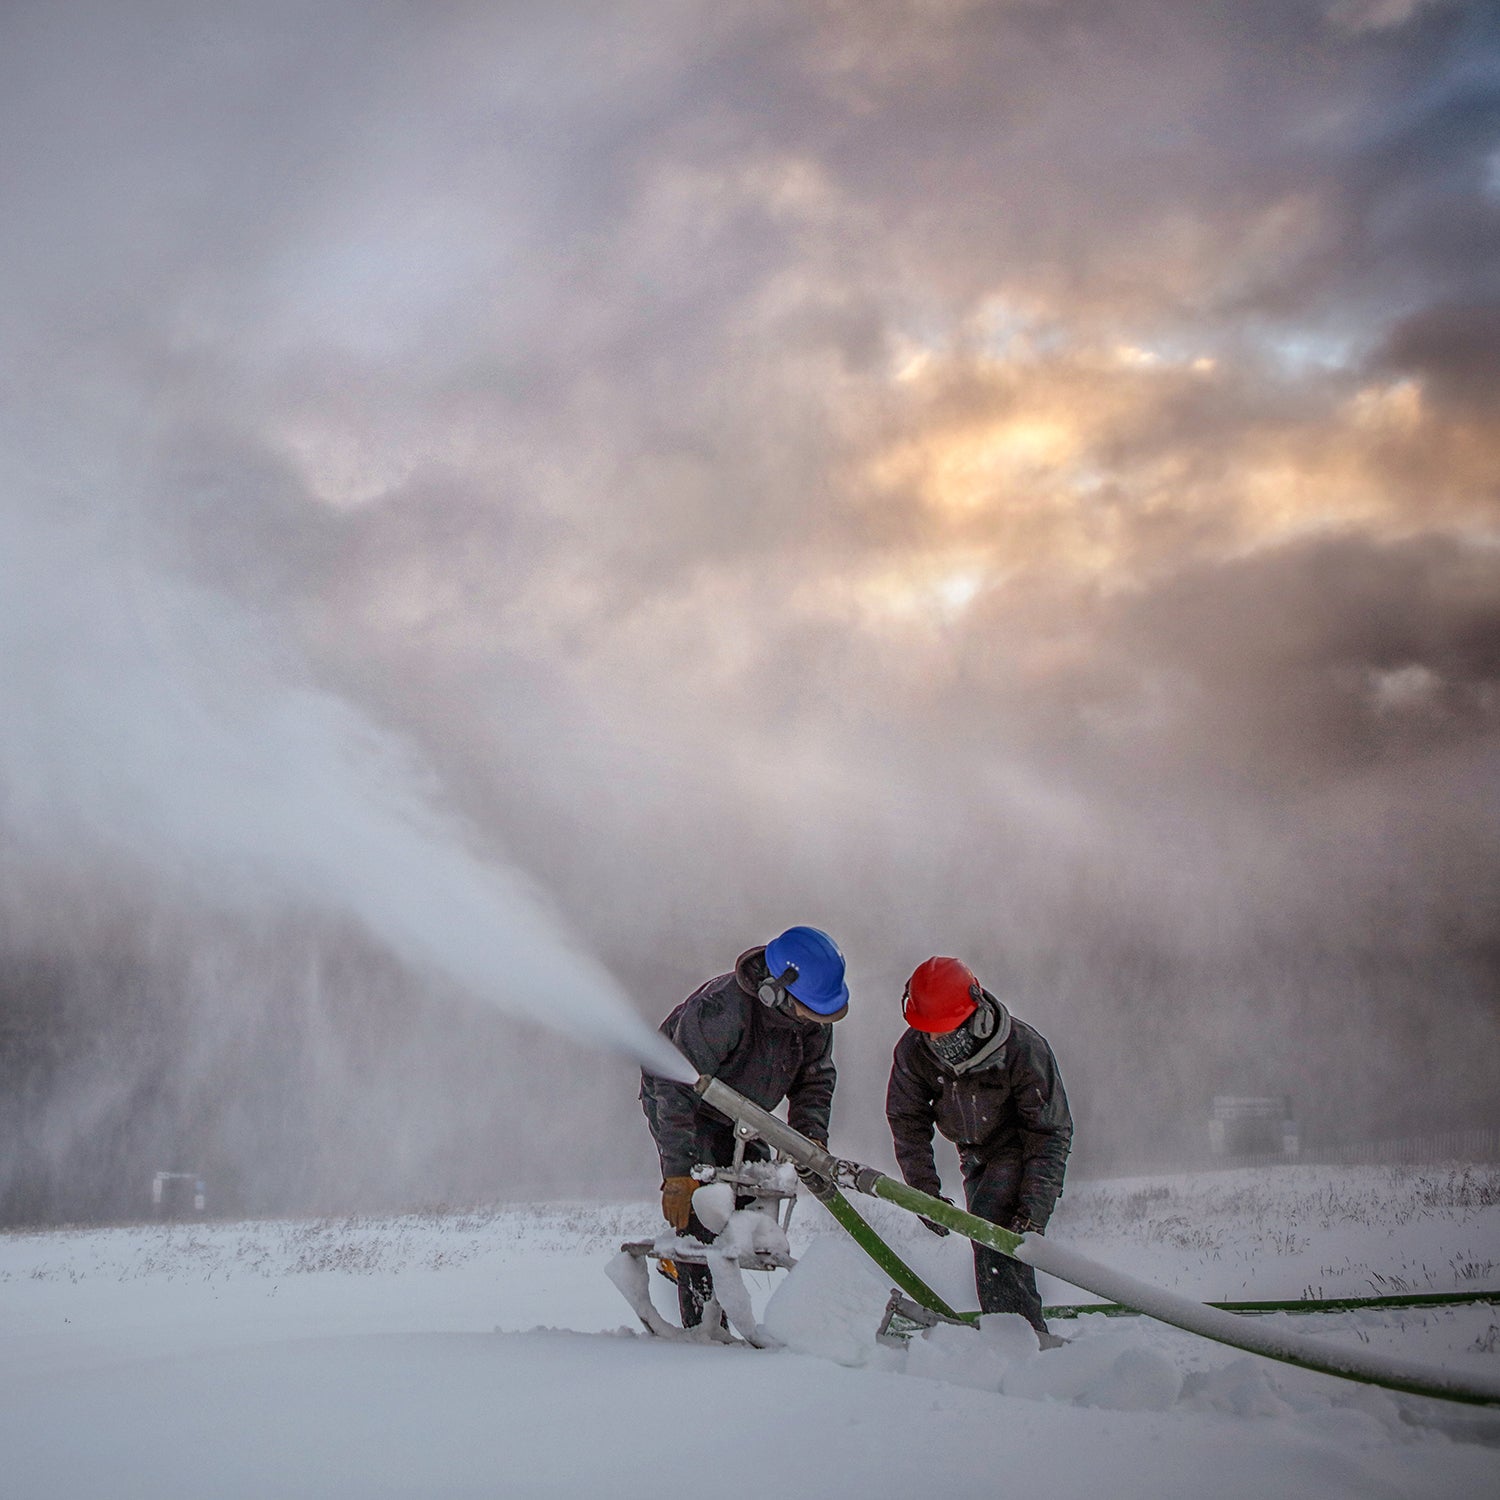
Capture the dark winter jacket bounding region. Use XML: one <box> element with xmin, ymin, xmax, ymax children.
<box><xmin>886</xmin><ymin>1011</ymin><xmax>1071</xmax><ymax>1229</ymax></box>
<box><xmin>640</xmin><ymin>948</ymin><xmax>837</xmax><ymax>1178</ymax></box>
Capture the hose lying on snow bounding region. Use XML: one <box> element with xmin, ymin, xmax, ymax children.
<box><xmin>693</xmin><ymin>1074</ymin><xmax>1500</xmax><ymax>1408</ymax></box>
<box><xmin>1046</xmin><ymin>1288</ymin><xmax>1500</xmax><ymax>1319</ymax></box>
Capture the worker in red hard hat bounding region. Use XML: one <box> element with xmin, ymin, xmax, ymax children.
<box><xmin>886</xmin><ymin>956</ymin><xmax>1072</xmax><ymax>1345</ymax></box>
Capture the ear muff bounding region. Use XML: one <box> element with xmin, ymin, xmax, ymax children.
<box><xmin>760</xmin><ymin>963</ymin><xmax>800</xmax><ymax>1010</ymax></box>
<box><xmin>969</xmin><ymin>985</ymin><xmax>996</xmax><ymax>1039</ymax></box>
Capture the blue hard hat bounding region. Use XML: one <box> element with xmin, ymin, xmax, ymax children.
<box><xmin>764</xmin><ymin>926</ymin><xmax>849</xmax><ymax>1016</ymax></box>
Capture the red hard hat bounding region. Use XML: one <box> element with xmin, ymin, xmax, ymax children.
<box><xmin>902</xmin><ymin>956</ymin><xmax>982</xmax><ymax>1034</ymax></box>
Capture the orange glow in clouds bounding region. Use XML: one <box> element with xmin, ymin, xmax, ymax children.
<box><xmin>851</xmin><ymin>329</ymin><xmax>1494</xmax><ymax>622</ymax></box>
<box><xmin>872</xmin><ymin>415</ymin><xmax>1082</xmax><ymax>516</ymax></box>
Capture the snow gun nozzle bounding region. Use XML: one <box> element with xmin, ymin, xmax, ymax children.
<box><xmin>692</xmin><ymin>1074</ymin><xmax>840</xmax><ymax>1188</ymax></box>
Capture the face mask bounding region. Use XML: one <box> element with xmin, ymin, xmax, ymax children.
<box><xmin>926</xmin><ymin>1023</ymin><xmax>981</xmax><ymax>1066</ymax></box>
<box><xmin>924</xmin><ymin>994</ymin><xmax>1000</xmax><ymax>1066</ymax></box>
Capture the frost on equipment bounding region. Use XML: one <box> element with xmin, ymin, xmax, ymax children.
<box><xmin>612</xmin><ymin>1118</ymin><xmax>800</xmax><ymax>1347</ymax></box>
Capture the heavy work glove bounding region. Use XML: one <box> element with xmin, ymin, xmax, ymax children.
<box><xmin>661</xmin><ymin>1176</ymin><xmax>699</xmax><ymax>1231</ymax></box>
<box><xmin>1006</xmin><ymin>1213</ymin><xmax>1044</xmax><ymax>1236</ymax></box>
<box><xmin>918</xmin><ymin>1196</ymin><xmax>954</xmax><ymax>1237</ymax></box>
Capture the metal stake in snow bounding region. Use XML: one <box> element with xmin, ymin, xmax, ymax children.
<box><xmin>692</xmin><ymin>1075</ymin><xmax>1500</xmax><ymax>1409</ymax></box>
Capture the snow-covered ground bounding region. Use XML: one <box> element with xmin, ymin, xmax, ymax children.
<box><xmin>4</xmin><ymin>1164</ymin><xmax>1498</xmax><ymax>1499</ymax></box>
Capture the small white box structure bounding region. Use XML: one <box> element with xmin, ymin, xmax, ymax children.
<box><xmin>151</xmin><ymin>1171</ymin><xmax>207</xmax><ymax>1217</ymax></box>
<box><xmin>1209</xmin><ymin>1097</ymin><xmax>1299</xmax><ymax>1159</ymax></box>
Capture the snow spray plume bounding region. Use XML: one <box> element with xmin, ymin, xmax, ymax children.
<box><xmin>0</xmin><ymin>473</ymin><xmax>694</xmax><ymax>1092</ymax></box>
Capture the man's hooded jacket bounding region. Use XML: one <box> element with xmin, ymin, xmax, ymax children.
<box><xmin>886</xmin><ymin>995</ymin><xmax>1071</xmax><ymax>1228</ymax></box>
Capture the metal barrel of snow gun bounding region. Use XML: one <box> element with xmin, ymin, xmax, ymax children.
<box><xmin>692</xmin><ymin>1074</ymin><xmax>1500</xmax><ymax>1407</ymax></box>
<box><xmin>694</xmin><ymin>1074</ymin><xmax>840</xmax><ymax>1183</ymax></box>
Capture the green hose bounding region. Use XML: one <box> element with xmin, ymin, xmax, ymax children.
<box><xmin>807</xmin><ymin>1179</ymin><xmax>972</xmax><ymax>1325</ymax></box>
<box><xmin>853</xmin><ymin>1163</ymin><xmax>1500</xmax><ymax>1407</ymax></box>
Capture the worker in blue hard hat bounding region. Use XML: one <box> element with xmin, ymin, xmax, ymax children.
<box><xmin>639</xmin><ymin>925</ymin><xmax>848</xmax><ymax>1327</ymax></box>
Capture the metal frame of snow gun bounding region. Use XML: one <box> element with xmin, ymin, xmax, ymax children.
<box><xmin>693</xmin><ymin>1074</ymin><xmax>1500</xmax><ymax>1408</ymax></box>
<box><xmin>613</xmin><ymin>1119</ymin><xmax>805</xmax><ymax>1346</ymax></box>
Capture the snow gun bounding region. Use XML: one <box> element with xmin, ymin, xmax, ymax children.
<box><xmin>691</xmin><ymin>1073</ymin><xmax>1500</xmax><ymax>1409</ymax></box>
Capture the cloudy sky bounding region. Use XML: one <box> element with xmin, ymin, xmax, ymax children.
<box><xmin>3</xmin><ymin>0</ymin><xmax>1497</xmax><ymax>1207</ymax></box>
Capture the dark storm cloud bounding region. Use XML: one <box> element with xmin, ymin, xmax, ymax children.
<box><xmin>1031</xmin><ymin>533</ymin><xmax>1500</xmax><ymax>858</ymax></box>
<box><xmin>1376</xmin><ymin>299</ymin><xmax>1500</xmax><ymax>403</ymax></box>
